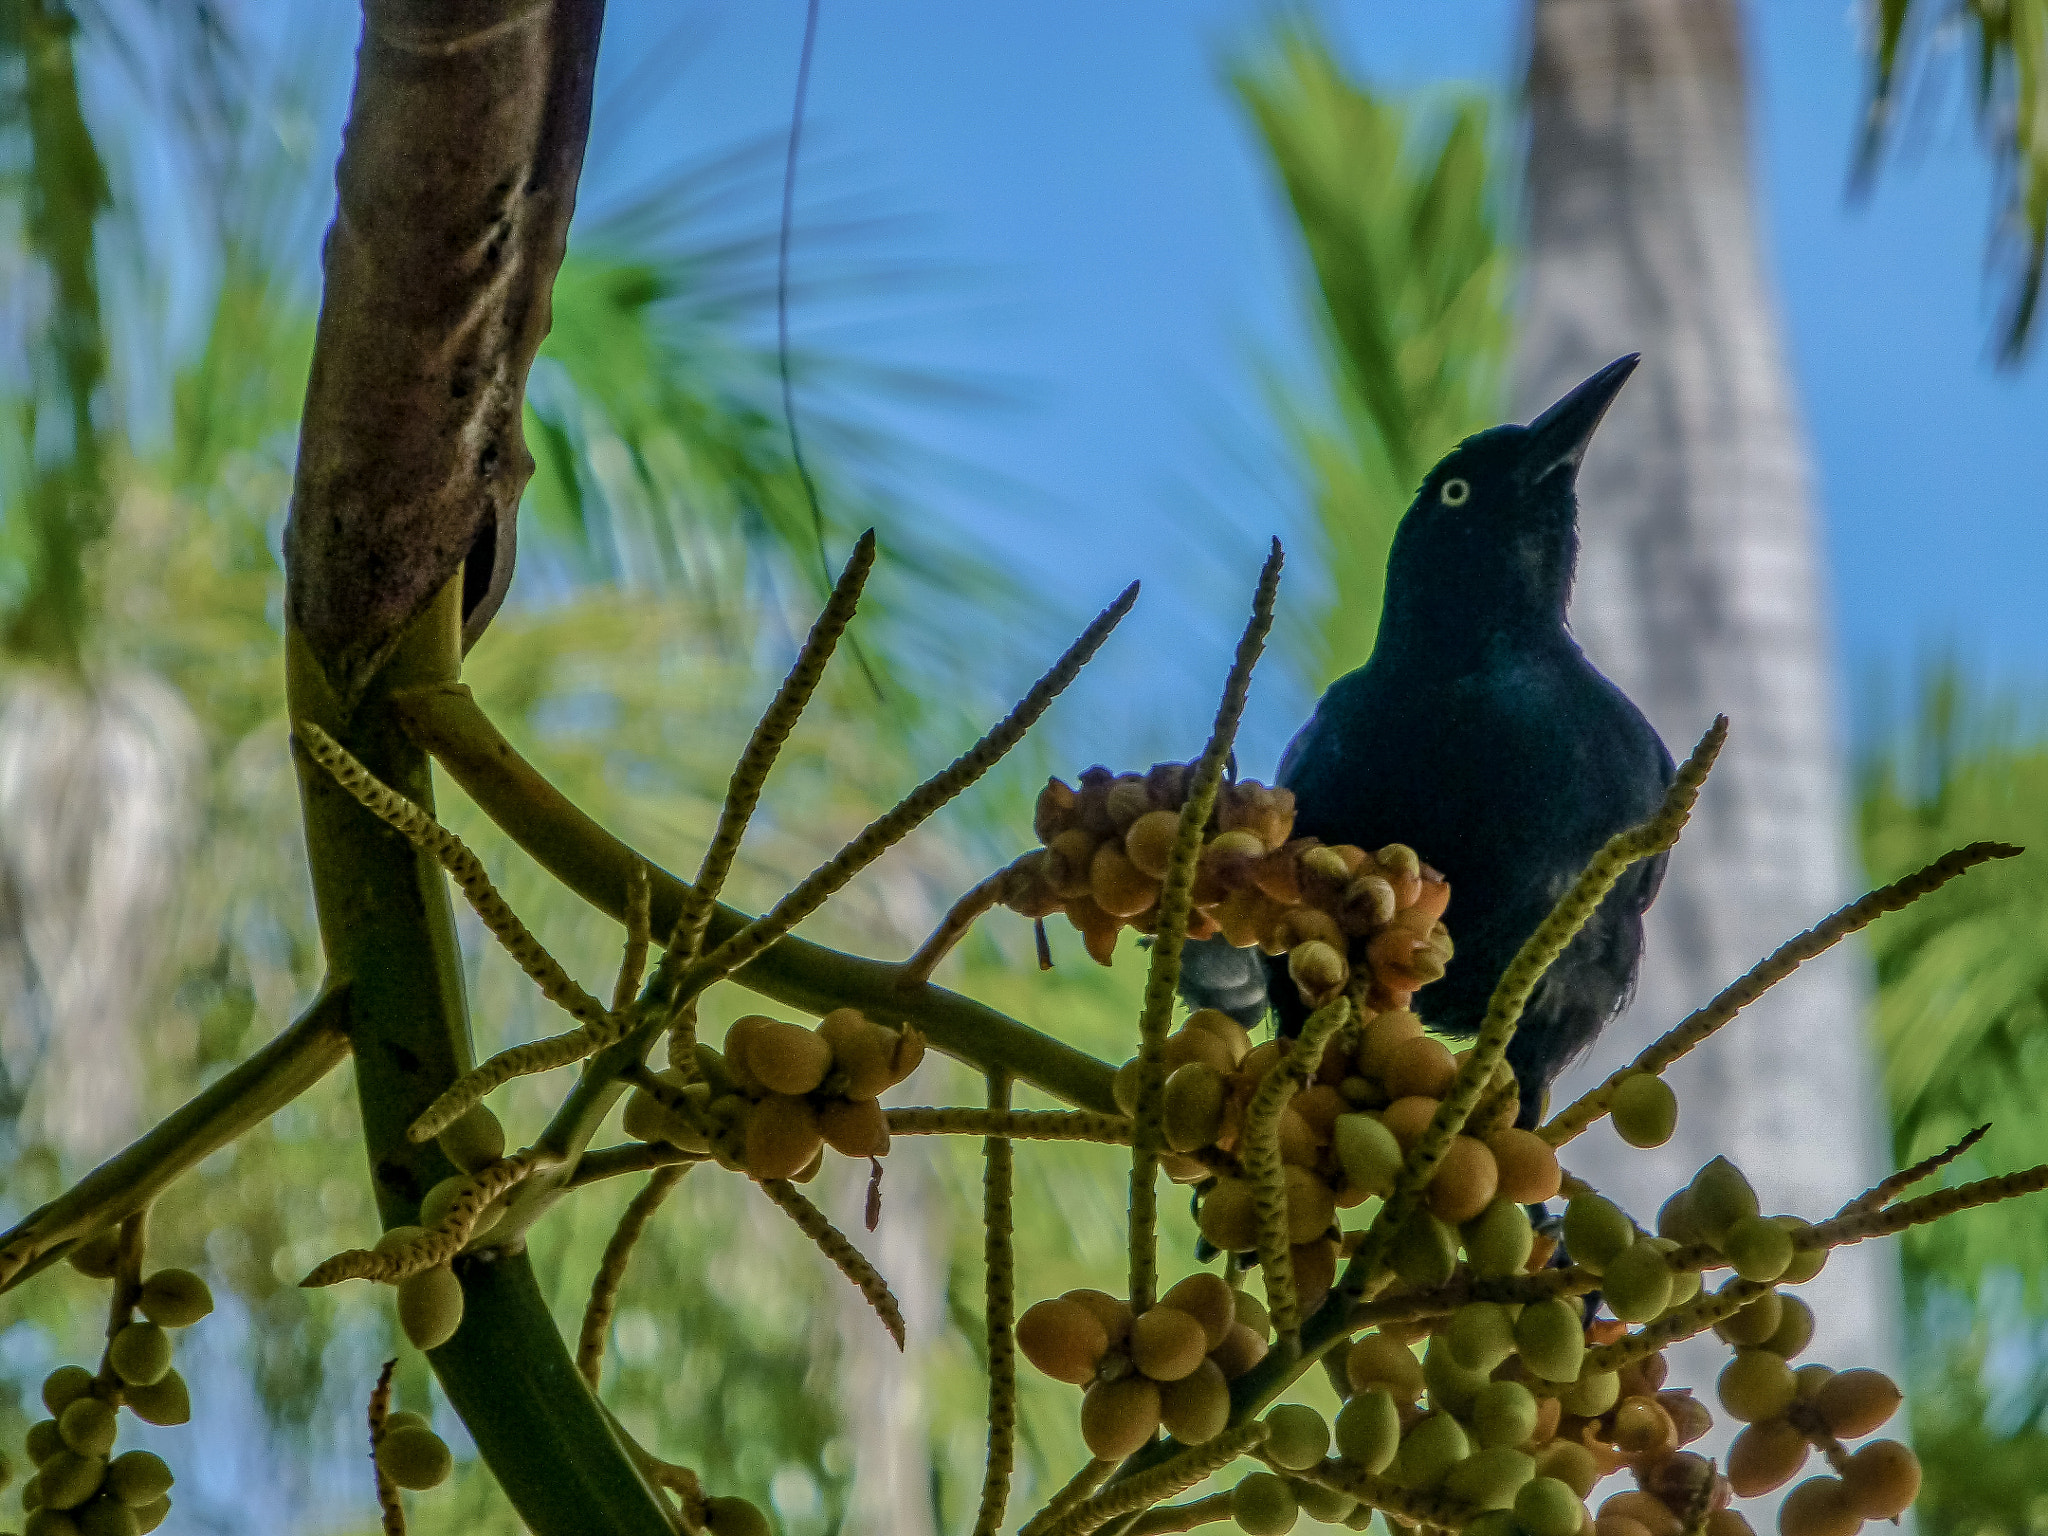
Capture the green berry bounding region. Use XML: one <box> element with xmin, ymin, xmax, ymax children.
<box><xmin>1462</xmin><ymin>1514</ymin><xmax>1520</xmax><ymax>1536</ymax></box>
<box><xmin>104</xmin><ymin>1454</ymin><xmax>171</xmax><ymax>1509</ymax></box>
<box><xmin>1513</xmin><ymin>1299</ymin><xmax>1586</xmax><ymax>1383</ymax></box>
<box><xmin>132</xmin><ymin>1496</ymin><xmax>169</xmax><ymax>1535</ymax></box>
<box><xmin>375</xmin><ymin>1425</ymin><xmax>452</xmax><ymax>1490</ymax></box>
<box><xmin>1292</xmin><ymin>1479</ymin><xmax>1356</xmax><ymax>1525</ymax></box>
<box><xmin>37</xmin><ymin>1452</ymin><xmax>103</xmax><ymax>1512</ymax></box>
<box><xmin>1230</xmin><ymin>1471</ymin><xmax>1299</xmax><ymax>1535</ymax></box>
<box><xmin>1767</xmin><ymin>1295</ymin><xmax>1817</xmax><ymax>1359</ymax></box>
<box><xmin>1421</xmin><ymin>1335</ymin><xmax>1492</xmax><ymax>1416</ymax></box>
<box><xmin>1443</xmin><ymin>1446</ymin><xmax>1536</xmax><ymax>1510</ymax></box>
<box><xmin>27</xmin><ymin>1508</ymin><xmax>82</xmax><ymax>1536</ymax></box>
<box><xmin>397</xmin><ymin>1266</ymin><xmax>466</xmax><ymax>1351</ymax></box>
<box><xmin>65</xmin><ymin>1234</ymin><xmax>121</xmax><ymax>1281</ymax></box>
<box><xmin>1719</xmin><ymin>1348</ymin><xmax>1798</xmax><ymax>1422</ymax></box>
<box><xmin>1448</xmin><ymin>1302</ymin><xmax>1518</xmax><ymax>1373</ymax></box>
<box><xmin>107</xmin><ymin>1324</ymin><xmax>171</xmax><ymax>1389</ymax></box>
<box><xmin>1461</xmin><ymin>1199</ymin><xmax>1534</xmax><ymax>1277</ymax></box>
<box><xmin>1713</xmin><ymin>1291</ymin><xmax>1783</xmax><ymax>1348</ymax></box>
<box><xmin>1392</xmin><ymin>1412</ymin><xmax>1469</xmax><ymax>1490</ymax></box>
<box><xmin>1723</xmin><ymin>1214</ymin><xmax>1794</xmax><ymax>1281</ymax></box>
<box><xmin>1557</xmin><ymin>1369</ymin><xmax>1619</xmax><ymax>1418</ymax></box>
<box><xmin>1470</xmin><ymin>1380</ymin><xmax>1539</xmax><ymax>1450</ymax></box>
<box><xmin>1561</xmin><ymin>1193</ymin><xmax>1633</xmax><ymax>1274</ymax></box>
<box><xmin>1601</xmin><ymin>1240</ymin><xmax>1675</xmax><ymax>1324</ymax></box>
<box><xmin>26</xmin><ymin>1422</ymin><xmax>63</xmax><ymax>1466</ymax></box>
<box><xmin>1774</xmin><ymin>1217</ymin><xmax>1827</xmax><ymax>1284</ymax></box>
<box><xmin>1514</xmin><ymin>1476</ymin><xmax>1587</xmax><ymax>1536</ymax></box>
<box><xmin>135</xmin><ymin>1270</ymin><xmax>213</xmax><ymax>1330</ymax></box>
<box><xmin>1263</xmin><ymin>1405</ymin><xmax>1330</xmax><ymax>1472</ymax></box>
<box><xmin>1334</xmin><ymin>1114</ymin><xmax>1403</xmax><ymax>1199</ymax></box>
<box><xmin>119</xmin><ymin>1373</ymin><xmax>188</xmax><ymax>1429</ymax></box>
<box><xmin>1687</xmin><ymin>1156</ymin><xmax>1759</xmax><ymax>1243</ymax></box>
<box><xmin>1610</xmin><ymin>1072</ymin><xmax>1678</xmax><ymax>1147</ymax></box>
<box><xmin>436</xmin><ymin>1104</ymin><xmax>507</xmax><ymax>1172</ymax></box>
<box><xmin>76</xmin><ymin>1498</ymin><xmax>138</xmax><ymax>1536</ymax></box>
<box><xmin>1334</xmin><ymin>1389</ymin><xmax>1400</xmax><ymax>1473</ymax></box>
<box><xmin>56</xmin><ymin>1401</ymin><xmax>113</xmax><ymax>1460</ymax></box>
<box><xmin>40</xmin><ymin>1370</ymin><xmax>94</xmax><ymax>1419</ymax></box>
<box><xmin>1390</xmin><ymin>1211</ymin><xmax>1458</xmax><ymax>1291</ymax></box>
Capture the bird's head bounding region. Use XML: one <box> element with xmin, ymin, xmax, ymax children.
<box><xmin>1379</xmin><ymin>354</ymin><xmax>1638</xmax><ymax>651</ymax></box>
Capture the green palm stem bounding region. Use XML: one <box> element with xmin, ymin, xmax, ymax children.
<box><xmin>290</xmin><ymin>581</ymin><xmax>672</xmax><ymax>1534</ymax></box>
<box><xmin>391</xmin><ymin>680</ymin><xmax>1121</xmax><ymax>1113</ymax></box>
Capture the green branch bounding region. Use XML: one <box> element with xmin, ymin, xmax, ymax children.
<box><xmin>391</xmin><ymin>681</ymin><xmax>1121</xmax><ymax>1114</ymax></box>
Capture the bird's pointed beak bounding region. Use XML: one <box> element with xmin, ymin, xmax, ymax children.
<box><xmin>1519</xmin><ymin>353</ymin><xmax>1639</xmax><ymax>484</ymax></box>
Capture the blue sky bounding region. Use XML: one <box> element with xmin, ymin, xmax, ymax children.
<box><xmin>589</xmin><ymin>1</ymin><xmax>2048</xmax><ymax>774</ymax></box>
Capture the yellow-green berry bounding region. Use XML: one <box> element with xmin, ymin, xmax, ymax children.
<box><xmin>107</xmin><ymin>1324</ymin><xmax>171</xmax><ymax>1389</ymax></box>
<box><xmin>1470</xmin><ymin>1380</ymin><xmax>1539</xmax><ymax>1450</ymax></box>
<box><xmin>1561</xmin><ymin>1193</ymin><xmax>1633</xmax><ymax>1274</ymax></box>
<box><xmin>76</xmin><ymin>1498</ymin><xmax>138</xmax><ymax>1536</ymax></box>
<box><xmin>119</xmin><ymin>1373</ymin><xmax>188</xmax><ymax>1429</ymax></box>
<box><xmin>397</xmin><ymin>1266</ymin><xmax>465</xmax><ymax>1352</ymax></box>
<box><xmin>65</xmin><ymin>1234</ymin><xmax>121</xmax><ymax>1281</ymax></box>
<box><xmin>135</xmin><ymin>1270</ymin><xmax>213</xmax><ymax>1330</ymax></box>
<box><xmin>56</xmin><ymin>1401</ymin><xmax>113</xmax><ymax>1460</ymax></box>
<box><xmin>1609</xmin><ymin>1073</ymin><xmax>1677</xmax><ymax>1147</ymax></box>
<box><xmin>1515</xmin><ymin>1477</ymin><xmax>1587</xmax><ymax>1536</ymax></box>
<box><xmin>1230</xmin><ymin>1471</ymin><xmax>1299</xmax><ymax>1536</ymax></box>
<box><xmin>1444</xmin><ymin>1446</ymin><xmax>1536</xmax><ymax>1510</ymax></box>
<box><xmin>104</xmin><ymin>1454</ymin><xmax>171</xmax><ymax>1509</ymax></box>
<box><xmin>704</xmin><ymin>1496</ymin><xmax>773</xmax><ymax>1536</ymax></box>
<box><xmin>1688</xmin><ymin>1156</ymin><xmax>1758</xmax><ymax>1244</ymax></box>
<box><xmin>1513</xmin><ymin>1299</ymin><xmax>1586</xmax><ymax>1384</ymax></box>
<box><xmin>37</xmin><ymin>1452</ymin><xmax>104</xmax><ymax>1511</ymax></box>
<box><xmin>1334</xmin><ymin>1389</ymin><xmax>1400</xmax><ymax>1473</ymax></box>
<box><xmin>1262</xmin><ymin>1405</ymin><xmax>1329</xmax><ymax>1472</ymax></box>
<box><xmin>132</xmin><ymin>1497</ymin><xmax>170</xmax><ymax>1535</ymax></box>
<box><xmin>375</xmin><ymin>1425</ymin><xmax>452</xmax><ymax>1490</ymax></box>
<box><xmin>1602</xmin><ymin>1240</ymin><xmax>1674</xmax><ymax>1323</ymax></box>
<box><xmin>40</xmin><ymin>1370</ymin><xmax>94</xmax><ymax>1419</ymax></box>
<box><xmin>26</xmin><ymin>1421</ymin><xmax>63</xmax><ymax>1465</ymax></box>
<box><xmin>437</xmin><ymin>1104</ymin><xmax>507</xmax><ymax>1172</ymax></box>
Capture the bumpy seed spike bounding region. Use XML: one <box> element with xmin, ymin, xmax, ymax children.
<box><xmin>973</xmin><ymin>1073</ymin><xmax>1018</xmax><ymax>1536</ymax></box>
<box><xmin>613</xmin><ymin>860</ymin><xmax>652</xmax><ymax>1013</ymax></box>
<box><xmin>1800</xmin><ymin>1158</ymin><xmax>2048</xmax><ymax>1251</ymax></box>
<box><xmin>1038</xmin><ymin>1421</ymin><xmax>1272</xmax><ymax>1536</ymax></box>
<box><xmin>302</xmin><ymin>1152</ymin><xmax>547</xmax><ymax>1287</ymax></box>
<box><xmin>1289</xmin><ymin>1458</ymin><xmax>1481</xmax><ymax>1528</ymax></box>
<box><xmin>760</xmin><ymin>1177</ymin><xmax>906</xmax><ymax>1349</ymax></box>
<box><xmin>692</xmin><ymin>580</ymin><xmax>1140</xmax><ymax>994</ymax></box>
<box><xmin>410</xmin><ymin>1021</ymin><xmax>626</xmax><ymax>1144</ymax></box>
<box><xmin>1241</xmin><ymin>996</ymin><xmax>1349</xmax><ymax>1340</ymax></box>
<box><xmin>899</xmin><ymin>865</ymin><xmax>1012</xmax><ymax>988</ymax></box>
<box><xmin>367</xmin><ymin>1358</ymin><xmax>406</xmax><ymax>1536</ymax></box>
<box><xmin>1345</xmin><ymin>717</ymin><xmax>1725</xmax><ymax>1301</ymax></box>
<box><xmin>1543</xmin><ymin>842</ymin><xmax>2020</xmax><ymax>1146</ymax></box>
<box><xmin>296</xmin><ymin>722</ymin><xmax>610</xmax><ymax>1029</ymax></box>
<box><xmin>670</xmin><ymin>530</ymin><xmax>877</xmax><ymax>963</ymax></box>
<box><xmin>1571</xmin><ymin>1274</ymin><xmax>1775</xmax><ymax>1383</ymax></box>
<box><xmin>577</xmin><ymin>1164</ymin><xmax>688</xmax><ymax>1389</ymax></box>
<box><xmin>884</xmin><ymin>1108</ymin><xmax>1134</xmax><ymax>1143</ymax></box>
<box><xmin>1836</xmin><ymin>1123</ymin><xmax>1991</xmax><ymax>1219</ymax></box>
<box><xmin>1133</xmin><ymin>540</ymin><xmax>1283</xmax><ymax>1315</ymax></box>
<box><xmin>1020</xmin><ymin>1461</ymin><xmax>1116</xmax><ymax>1536</ymax></box>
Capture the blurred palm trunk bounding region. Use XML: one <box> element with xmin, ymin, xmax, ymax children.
<box><xmin>1514</xmin><ymin>0</ymin><xmax>1896</xmax><ymax>1405</ymax></box>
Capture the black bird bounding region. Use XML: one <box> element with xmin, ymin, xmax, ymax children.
<box><xmin>1182</xmin><ymin>355</ymin><xmax>1673</xmax><ymax>1125</ymax></box>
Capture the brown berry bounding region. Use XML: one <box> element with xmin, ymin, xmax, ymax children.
<box><xmin>1778</xmin><ymin>1477</ymin><xmax>1860</xmax><ymax>1536</ymax></box>
<box><xmin>1208</xmin><ymin>1322</ymin><xmax>1269</xmax><ymax>1380</ymax></box>
<box><xmin>1197</xmin><ymin>1178</ymin><xmax>1259</xmax><ymax>1253</ymax></box>
<box><xmin>1488</xmin><ymin>1128</ymin><xmax>1562</xmax><ymax>1203</ymax></box>
<box><xmin>1381</xmin><ymin>1096</ymin><xmax>1439</xmax><ymax>1150</ymax></box>
<box><xmin>1080</xmin><ymin>1375</ymin><xmax>1162</xmax><ymax>1459</ymax></box>
<box><xmin>1158</xmin><ymin>1358</ymin><xmax>1230</xmax><ymax>1444</ymax></box>
<box><xmin>1124</xmin><ymin>809</ymin><xmax>1182</xmax><ymax>879</ymax></box>
<box><xmin>1160</xmin><ymin>1272</ymin><xmax>1236</xmax><ymax>1349</ymax></box>
<box><xmin>1016</xmin><ymin>1297</ymin><xmax>1110</xmax><ymax>1384</ymax></box>
<box><xmin>1425</xmin><ymin>1135</ymin><xmax>1499</xmax><ymax>1224</ymax></box>
<box><xmin>1813</xmin><ymin>1369</ymin><xmax>1901</xmax><ymax>1438</ymax></box>
<box><xmin>744</xmin><ymin>1094</ymin><xmax>824</xmax><ymax>1180</ymax></box>
<box><xmin>1727</xmin><ymin>1419</ymin><xmax>1809</xmax><ymax>1496</ymax></box>
<box><xmin>1841</xmin><ymin>1439</ymin><xmax>1919</xmax><ymax>1520</ymax></box>
<box><xmin>738</xmin><ymin>1018</ymin><xmax>833</xmax><ymax>1096</ymax></box>
<box><xmin>818</xmin><ymin>1097</ymin><xmax>891</xmax><ymax>1159</ymax></box>
<box><xmin>1131</xmin><ymin>1305</ymin><xmax>1209</xmax><ymax>1382</ymax></box>
<box><xmin>1383</xmin><ymin>1035</ymin><xmax>1457</xmax><ymax>1100</ymax></box>
<box><xmin>1062</xmin><ymin>1290</ymin><xmax>1135</xmax><ymax>1349</ymax></box>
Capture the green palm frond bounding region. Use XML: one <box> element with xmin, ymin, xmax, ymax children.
<box><xmin>1858</xmin><ymin>0</ymin><xmax>2048</xmax><ymax>363</ymax></box>
<box><xmin>1861</xmin><ymin>664</ymin><xmax>2048</xmax><ymax>1297</ymax></box>
<box><xmin>1233</xmin><ymin>18</ymin><xmax>1512</xmax><ymax>689</ymax></box>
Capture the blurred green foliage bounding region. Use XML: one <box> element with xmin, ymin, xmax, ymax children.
<box><xmin>1859</xmin><ymin>666</ymin><xmax>2048</xmax><ymax>1533</ymax></box>
<box><xmin>1233</xmin><ymin>18</ymin><xmax>1511</xmax><ymax>690</ymax></box>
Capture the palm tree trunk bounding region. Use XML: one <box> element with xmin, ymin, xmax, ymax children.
<box><xmin>1513</xmin><ymin>0</ymin><xmax>1898</xmax><ymax>1425</ymax></box>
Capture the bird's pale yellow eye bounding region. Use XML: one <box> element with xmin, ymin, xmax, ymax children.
<box><xmin>1440</xmin><ymin>477</ymin><xmax>1471</xmax><ymax>507</ymax></box>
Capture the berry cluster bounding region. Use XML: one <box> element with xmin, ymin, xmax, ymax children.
<box><xmin>626</xmin><ymin>1008</ymin><xmax>925</xmax><ymax>1181</ymax></box>
<box><xmin>14</xmin><ymin>1237</ymin><xmax>210</xmax><ymax>1536</ymax></box>
<box><xmin>1019</xmin><ymin>1273</ymin><xmax>1276</xmax><ymax>1459</ymax></box>
<box><xmin>1001</xmin><ymin>767</ymin><xmax>1450</xmax><ymax>1008</ymax></box>
<box><xmin>1109</xmin><ymin>1007</ymin><xmax>1560</xmax><ymax>1319</ymax></box>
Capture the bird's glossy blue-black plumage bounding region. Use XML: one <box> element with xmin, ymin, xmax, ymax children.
<box><xmin>1181</xmin><ymin>357</ymin><xmax>1673</xmax><ymax>1125</ymax></box>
